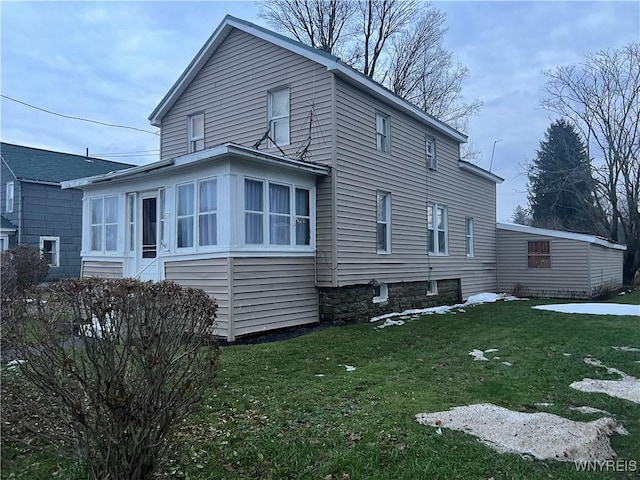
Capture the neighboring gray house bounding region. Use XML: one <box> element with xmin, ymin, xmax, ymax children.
<box><xmin>496</xmin><ymin>223</ymin><xmax>626</xmax><ymax>298</ymax></box>
<box><xmin>63</xmin><ymin>16</ymin><xmax>503</xmax><ymax>340</ymax></box>
<box><xmin>1</xmin><ymin>142</ymin><xmax>132</xmax><ymax>280</ymax></box>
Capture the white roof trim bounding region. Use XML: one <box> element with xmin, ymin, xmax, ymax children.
<box><xmin>148</xmin><ymin>16</ymin><xmax>466</xmax><ymax>143</ymax></box>
<box><xmin>496</xmin><ymin>222</ymin><xmax>627</xmax><ymax>250</ymax></box>
<box><xmin>61</xmin><ymin>143</ymin><xmax>329</xmax><ymax>189</ymax></box>
<box><xmin>458</xmin><ymin>160</ymin><xmax>503</xmax><ymax>184</ymax></box>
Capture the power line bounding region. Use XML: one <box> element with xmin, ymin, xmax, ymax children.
<box><xmin>1</xmin><ymin>94</ymin><xmax>159</xmax><ymax>136</ymax></box>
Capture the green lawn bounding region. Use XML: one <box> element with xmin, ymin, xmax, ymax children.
<box><xmin>3</xmin><ymin>291</ymin><xmax>639</xmax><ymax>479</ymax></box>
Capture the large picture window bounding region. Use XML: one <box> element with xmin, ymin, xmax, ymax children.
<box><xmin>244</xmin><ymin>178</ymin><xmax>311</xmax><ymax>247</ymax></box>
<box><xmin>427</xmin><ymin>203</ymin><xmax>448</xmax><ymax>255</ymax></box>
<box><xmin>528</xmin><ymin>240</ymin><xmax>551</xmax><ymax>268</ymax></box>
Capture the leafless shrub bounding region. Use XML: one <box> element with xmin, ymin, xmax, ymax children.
<box><xmin>11</xmin><ymin>278</ymin><xmax>219</xmax><ymax>480</ymax></box>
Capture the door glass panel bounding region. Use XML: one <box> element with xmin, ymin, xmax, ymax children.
<box><xmin>142</xmin><ymin>197</ymin><xmax>157</xmax><ymax>259</ymax></box>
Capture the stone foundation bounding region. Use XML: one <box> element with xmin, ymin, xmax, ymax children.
<box><xmin>319</xmin><ymin>279</ymin><xmax>461</xmax><ymax>323</ymax></box>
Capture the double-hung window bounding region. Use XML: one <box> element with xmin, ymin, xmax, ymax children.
<box><xmin>427</xmin><ymin>203</ymin><xmax>448</xmax><ymax>255</ymax></box>
<box><xmin>377</xmin><ymin>192</ymin><xmax>391</xmax><ymax>253</ymax></box>
<box><xmin>188</xmin><ymin>113</ymin><xmax>204</xmax><ymax>152</ymax></box>
<box><xmin>177</xmin><ymin>183</ymin><xmax>195</xmax><ymax>248</ymax></box>
<box><xmin>126</xmin><ymin>193</ymin><xmax>135</xmax><ymax>252</ymax></box>
<box><xmin>376</xmin><ymin>113</ymin><xmax>390</xmax><ymax>153</ymax></box>
<box><xmin>90</xmin><ymin>196</ymin><xmax>118</xmax><ymax>252</ymax></box>
<box><xmin>268</xmin><ymin>88</ymin><xmax>290</xmax><ymax>147</ymax></box>
<box><xmin>40</xmin><ymin>236</ymin><xmax>60</xmax><ymax>267</ymax></box>
<box><xmin>465</xmin><ymin>217</ymin><xmax>474</xmax><ymax>256</ymax></box>
<box><xmin>426</xmin><ymin>137</ymin><xmax>437</xmax><ymax>170</ymax></box>
<box><xmin>198</xmin><ymin>179</ymin><xmax>217</xmax><ymax>246</ymax></box>
<box><xmin>244</xmin><ymin>179</ymin><xmax>311</xmax><ymax>246</ymax></box>
<box><xmin>5</xmin><ymin>182</ymin><xmax>14</xmax><ymax>213</ymax></box>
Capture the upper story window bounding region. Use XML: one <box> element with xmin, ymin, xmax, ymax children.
<box><xmin>465</xmin><ymin>217</ymin><xmax>474</xmax><ymax>257</ymax></box>
<box><xmin>244</xmin><ymin>178</ymin><xmax>311</xmax><ymax>247</ymax></box>
<box><xmin>177</xmin><ymin>179</ymin><xmax>217</xmax><ymax>249</ymax></box>
<box><xmin>528</xmin><ymin>240</ymin><xmax>551</xmax><ymax>268</ymax></box>
<box><xmin>5</xmin><ymin>182</ymin><xmax>14</xmax><ymax>213</ymax></box>
<box><xmin>427</xmin><ymin>203</ymin><xmax>448</xmax><ymax>255</ymax></box>
<box><xmin>376</xmin><ymin>191</ymin><xmax>391</xmax><ymax>253</ymax></box>
<box><xmin>268</xmin><ymin>88</ymin><xmax>290</xmax><ymax>147</ymax></box>
<box><xmin>426</xmin><ymin>137</ymin><xmax>437</xmax><ymax>170</ymax></box>
<box><xmin>40</xmin><ymin>236</ymin><xmax>60</xmax><ymax>267</ymax></box>
<box><xmin>376</xmin><ymin>113</ymin><xmax>390</xmax><ymax>153</ymax></box>
<box><xmin>90</xmin><ymin>195</ymin><xmax>118</xmax><ymax>253</ymax></box>
<box><xmin>188</xmin><ymin>113</ymin><xmax>205</xmax><ymax>152</ymax></box>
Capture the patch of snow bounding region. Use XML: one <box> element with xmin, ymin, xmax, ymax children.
<box><xmin>339</xmin><ymin>364</ymin><xmax>356</xmax><ymax>372</ymax></box>
<box><xmin>612</xmin><ymin>346</ymin><xmax>640</xmax><ymax>352</ymax></box>
<box><xmin>534</xmin><ymin>402</ymin><xmax>554</xmax><ymax>407</ymax></box>
<box><xmin>370</xmin><ymin>292</ymin><xmax>519</xmax><ymax>324</ymax></box>
<box><xmin>493</xmin><ymin>357</ymin><xmax>501</xmax><ymax>360</ymax></box>
<box><xmin>502</xmin><ymin>362</ymin><xmax>513</xmax><ymax>366</ymax></box>
<box><xmin>532</xmin><ymin>303</ymin><xmax>640</xmax><ymax>316</ymax></box>
<box><xmin>570</xmin><ymin>378</ymin><xmax>640</xmax><ymax>404</ymax></box>
<box><xmin>563</xmin><ymin>353</ymin><xmax>572</xmax><ymax>357</ymax></box>
<box><xmin>416</xmin><ymin>403</ymin><xmax>627</xmax><ymax>462</ymax></box>
<box><xmin>469</xmin><ymin>349</ymin><xmax>490</xmax><ymax>361</ymax></box>
<box><xmin>484</xmin><ymin>348</ymin><xmax>499</xmax><ymax>353</ymax></box>
<box><xmin>583</xmin><ymin>357</ymin><xmax>629</xmax><ymax>378</ymax></box>
<box><xmin>6</xmin><ymin>359</ymin><xmax>26</xmax><ymax>370</ymax></box>
<box><xmin>315</xmin><ymin>374</ymin><xmax>325</xmax><ymax>377</ymax></box>
<box><xmin>80</xmin><ymin>313</ymin><xmax>115</xmax><ymax>338</ymax></box>
<box><xmin>570</xmin><ymin>406</ymin><xmax>612</xmax><ymax>415</ymax></box>
<box><xmin>375</xmin><ymin>318</ymin><xmax>405</xmax><ymax>329</ymax></box>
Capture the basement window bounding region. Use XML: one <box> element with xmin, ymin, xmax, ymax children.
<box><xmin>427</xmin><ymin>280</ymin><xmax>438</xmax><ymax>296</ymax></box>
<box><xmin>373</xmin><ymin>282</ymin><xmax>389</xmax><ymax>304</ymax></box>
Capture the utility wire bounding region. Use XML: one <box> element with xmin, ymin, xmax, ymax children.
<box><xmin>1</xmin><ymin>94</ymin><xmax>159</xmax><ymax>136</ymax></box>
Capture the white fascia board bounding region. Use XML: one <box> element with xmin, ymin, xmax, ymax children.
<box><xmin>458</xmin><ymin>160</ymin><xmax>504</xmax><ymax>184</ymax></box>
<box><xmin>61</xmin><ymin>159</ymin><xmax>175</xmax><ymax>189</ymax></box>
<box><xmin>496</xmin><ymin>222</ymin><xmax>627</xmax><ymax>250</ymax></box>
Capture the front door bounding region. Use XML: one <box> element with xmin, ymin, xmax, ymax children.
<box><xmin>138</xmin><ymin>194</ymin><xmax>159</xmax><ymax>282</ymax></box>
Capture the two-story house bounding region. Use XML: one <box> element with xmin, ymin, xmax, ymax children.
<box><xmin>63</xmin><ymin>16</ymin><xmax>503</xmax><ymax>340</ymax></box>
<box><xmin>1</xmin><ymin>142</ymin><xmax>132</xmax><ymax>280</ymax></box>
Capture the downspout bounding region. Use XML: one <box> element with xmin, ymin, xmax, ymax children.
<box><xmin>17</xmin><ymin>181</ymin><xmax>22</xmax><ymax>244</ymax></box>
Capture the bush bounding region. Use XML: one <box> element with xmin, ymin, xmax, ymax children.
<box><xmin>12</xmin><ymin>278</ymin><xmax>219</xmax><ymax>480</ymax></box>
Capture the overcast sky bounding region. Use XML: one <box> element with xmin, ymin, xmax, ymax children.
<box><xmin>1</xmin><ymin>1</ymin><xmax>638</xmax><ymax>221</ymax></box>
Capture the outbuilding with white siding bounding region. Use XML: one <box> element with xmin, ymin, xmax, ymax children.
<box><xmin>496</xmin><ymin>223</ymin><xmax>626</xmax><ymax>299</ymax></box>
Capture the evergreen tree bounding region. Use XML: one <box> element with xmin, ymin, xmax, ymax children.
<box><xmin>527</xmin><ymin>119</ymin><xmax>599</xmax><ymax>234</ymax></box>
<box><xmin>511</xmin><ymin>205</ymin><xmax>531</xmax><ymax>226</ymax></box>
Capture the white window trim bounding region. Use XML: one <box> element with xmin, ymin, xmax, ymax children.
<box><xmin>89</xmin><ymin>195</ymin><xmax>119</xmax><ymax>254</ymax></box>
<box><xmin>268</xmin><ymin>87</ymin><xmax>290</xmax><ymax>148</ymax></box>
<box><xmin>188</xmin><ymin>112</ymin><xmax>205</xmax><ymax>153</ymax></box>
<box><xmin>376</xmin><ymin>112</ymin><xmax>390</xmax><ymax>153</ymax></box>
<box><xmin>5</xmin><ymin>182</ymin><xmax>14</xmax><ymax>213</ymax></box>
<box><xmin>0</xmin><ymin>234</ymin><xmax>8</xmax><ymax>251</ymax></box>
<box><xmin>197</xmin><ymin>178</ymin><xmax>217</xmax><ymax>247</ymax></box>
<box><xmin>243</xmin><ymin>176</ymin><xmax>313</xmax><ymax>249</ymax></box>
<box><xmin>373</xmin><ymin>282</ymin><xmax>389</xmax><ymax>304</ymax></box>
<box><xmin>40</xmin><ymin>236</ymin><xmax>60</xmax><ymax>268</ymax></box>
<box><xmin>126</xmin><ymin>193</ymin><xmax>136</xmax><ymax>253</ymax></box>
<box><xmin>377</xmin><ymin>191</ymin><xmax>391</xmax><ymax>254</ymax></box>
<box><xmin>427</xmin><ymin>280</ymin><xmax>438</xmax><ymax>296</ymax></box>
<box><xmin>466</xmin><ymin>217</ymin><xmax>475</xmax><ymax>257</ymax></box>
<box><xmin>176</xmin><ymin>182</ymin><xmax>196</xmax><ymax>250</ymax></box>
<box><xmin>428</xmin><ymin>203</ymin><xmax>448</xmax><ymax>255</ymax></box>
<box><xmin>426</xmin><ymin>137</ymin><xmax>437</xmax><ymax>170</ymax></box>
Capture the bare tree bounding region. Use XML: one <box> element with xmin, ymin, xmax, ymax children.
<box><xmin>542</xmin><ymin>43</ymin><xmax>640</xmax><ymax>284</ymax></box>
<box><xmin>258</xmin><ymin>0</ymin><xmax>481</xmax><ymax>145</ymax></box>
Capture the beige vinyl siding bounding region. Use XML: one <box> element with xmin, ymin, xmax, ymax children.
<box><xmin>497</xmin><ymin>231</ymin><xmax>591</xmax><ymax>298</ymax></box>
<box><xmin>231</xmin><ymin>257</ymin><xmax>318</xmax><ymax>337</ymax></box>
<box><xmin>160</xmin><ymin>29</ymin><xmax>333</xmax><ymax>166</ymax></box>
<box><xmin>82</xmin><ymin>261</ymin><xmax>123</xmax><ymax>278</ymax></box>
<box><xmin>164</xmin><ymin>258</ymin><xmax>231</xmax><ymax>339</ymax></box>
<box><xmin>333</xmin><ymin>79</ymin><xmax>498</xmax><ymax>297</ymax></box>
<box><xmin>588</xmin><ymin>244</ymin><xmax>623</xmax><ymax>295</ymax></box>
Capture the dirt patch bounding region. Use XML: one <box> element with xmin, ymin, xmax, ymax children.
<box><xmin>416</xmin><ymin>403</ymin><xmax>627</xmax><ymax>462</ymax></box>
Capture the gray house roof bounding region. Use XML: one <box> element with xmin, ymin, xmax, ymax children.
<box><xmin>496</xmin><ymin>222</ymin><xmax>626</xmax><ymax>250</ymax></box>
<box><xmin>149</xmin><ymin>15</ymin><xmax>467</xmax><ymax>144</ymax></box>
<box><xmin>1</xmin><ymin>142</ymin><xmax>134</xmax><ymax>184</ymax></box>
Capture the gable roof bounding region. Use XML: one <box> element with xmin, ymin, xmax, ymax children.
<box><xmin>0</xmin><ymin>142</ymin><xmax>134</xmax><ymax>184</ymax></box>
<box><xmin>496</xmin><ymin>222</ymin><xmax>626</xmax><ymax>251</ymax></box>
<box><xmin>149</xmin><ymin>15</ymin><xmax>467</xmax><ymax>143</ymax></box>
